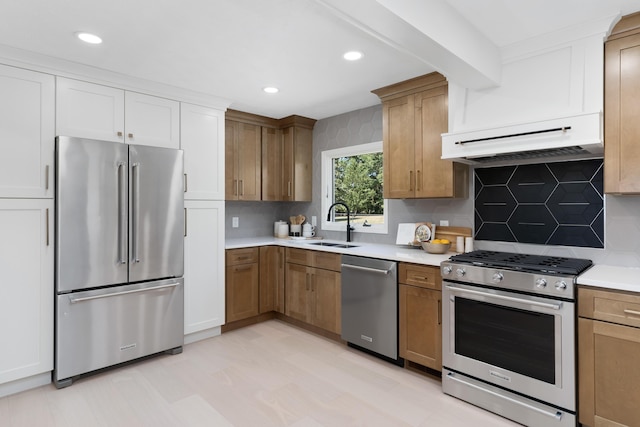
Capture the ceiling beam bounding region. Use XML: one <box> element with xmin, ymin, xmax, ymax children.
<box><xmin>314</xmin><ymin>0</ymin><xmax>502</xmax><ymax>89</ymax></box>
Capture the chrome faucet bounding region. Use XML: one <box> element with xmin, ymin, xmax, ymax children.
<box><xmin>327</xmin><ymin>202</ymin><xmax>354</xmax><ymax>242</ymax></box>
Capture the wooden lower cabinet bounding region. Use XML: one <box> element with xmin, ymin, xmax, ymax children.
<box><xmin>259</xmin><ymin>246</ymin><xmax>284</xmax><ymax>314</ymax></box>
<box><xmin>398</xmin><ymin>263</ymin><xmax>442</xmax><ymax>371</ymax></box>
<box><xmin>578</xmin><ymin>286</ymin><xmax>640</xmax><ymax>427</ymax></box>
<box><xmin>285</xmin><ymin>248</ymin><xmax>341</xmax><ymax>334</ymax></box>
<box><xmin>225</xmin><ymin>248</ymin><xmax>260</xmax><ymax>322</ymax></box>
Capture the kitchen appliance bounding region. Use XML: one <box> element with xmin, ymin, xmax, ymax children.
<box><xmin>441</xmin><ymin>111</ymin><xmax>602</xmax><ymax>166</ymax></box>
<box><xmin>54</xmin><ymin>136</ymin><xmax>185</xmax><ymax>388</ymax></box>
<box><xmin>441</xmin><ymin>250</ymin><xmax>592</xmax><ymax>427</ymax></box>
<box><xmin>341</xmin><ymin>255</ymin><xmax>400</xmax><ymax>363</ymax></box>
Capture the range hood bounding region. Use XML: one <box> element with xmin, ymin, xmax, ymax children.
<box><xmin>441</xmin><ymin>112</ymin><xmax>602</xmax><ymax>166</ymax></box>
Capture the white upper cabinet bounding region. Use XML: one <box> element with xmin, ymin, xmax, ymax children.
<box><xmin>56</xmin><ymin>77</ymin><xmax>124</xmax><ymax>143</ymax></box>
<box><xmin>0</xmin><ymin>199</ymin><xmax>53</xmax><ymax>386</ymax></box>
<box><xmin>56</xmin><ymin>77</ymin><xmax>180</xmax><ymax>149</ymax></box>
<box><xmin>181</xmin><ymin>103</ymin><xmax>225</xmax><ymax>200</ymax></box>
<box><xmin>125</xmin><ymin>91</ymin><xmax>180</xmax><ymax>149</ymax></box>
<box><xmin>0</xmin><ymin>64</ymin><xmax>54</xmax><ymax>198</ymax></box>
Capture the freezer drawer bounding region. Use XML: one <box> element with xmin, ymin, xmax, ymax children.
<box><xmin>55</xmin><ymin>278</ymin><xmax>184</xmax><ymax>386</ymax></box>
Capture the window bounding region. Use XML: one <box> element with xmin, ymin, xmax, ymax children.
<box><xmin>321</xmin><ymin>141</ymin><xmax>388</xmax><ymax>234</ymax></box>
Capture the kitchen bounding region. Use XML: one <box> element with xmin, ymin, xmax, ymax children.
<box><xmin>2</xmin><ymin>1</ymin><xmax>640</xmax><ymax>426</ymax></box>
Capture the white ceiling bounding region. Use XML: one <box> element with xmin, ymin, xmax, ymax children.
<box><xmin>1</xmin><ymin>0</ymin><xmax>639</xmax><ymax>120</ymax></box>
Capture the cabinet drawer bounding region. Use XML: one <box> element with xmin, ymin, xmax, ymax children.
<box><xmin>286</xmin><ymin>247</ymin><xmax>312</xmax><ymax>265</ymax></box>
<box><xmin>313</xmin><ymin>251</ymin><xmax>341</xmax><ymax>272</ymax></box>
<box><xmin>578</xmin><ymin>287</ymin><xmax>640</xmax><ymax>328</ymax></box>
<box><xmin>226</xmin><ymin>247</ymin><xmax>259</xmax><ymax>266</ymax></box>
<box><xmin>399</xmin><ymin>263</ymin><xmax>441</xmax><ymax>290</ymax></box>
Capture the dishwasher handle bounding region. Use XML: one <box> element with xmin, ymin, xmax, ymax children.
<box><xmin>341</xmin><ymin>263</ymin><xmax>391</xmax><ymax>275</ymax></box>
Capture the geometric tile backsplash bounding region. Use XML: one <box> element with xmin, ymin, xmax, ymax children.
<box><xmin>474</xmin><ymin>159</ymin><xmax>604</xmax><ymax>248</ymax></box>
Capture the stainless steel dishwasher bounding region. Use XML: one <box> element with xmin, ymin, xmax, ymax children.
<box><xmin>341</xmin><ymin>255</ymin><xmax>399</xmax><ymax>362</ymax></box>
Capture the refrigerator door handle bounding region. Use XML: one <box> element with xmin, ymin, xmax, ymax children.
<box><xmin>117</xmin><ymin>162</ymin><xmax>127</xmax><ymax>264</ymax></box>
<box><xmin>69</xmin><ymin>282</ymin><xmax>179</xmax><ymax>303</ymax></box>
<box><xmin>132</xmin><ymin>162</ymin><xmax>140</xmax><ymax>263</ymax></box>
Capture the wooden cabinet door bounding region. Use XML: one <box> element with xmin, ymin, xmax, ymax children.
<box><xmin>181</xmin><ymin>103</ymin><xmax>225</xmax><ymax>200</ymax></box>
<box><xmin>0</xmin><ymin>64</ymin><xmax>54</xmax><ymax>198</ymax></box>
<box><xmin>225</xmin><ymin>120</ymin><xmax>238</xmax><ymax>199</ymax></box>
<box><xmin>311</xmin><ymin>268</ymin><xmax>341</xmax><ymax>334</ymax></box>
<box><xmin>236</xmin><ymin>123</ymin><xmax>261</xmax><ymax>200</ymax></box>
<box><xmin>259</xmin><ymin>246</ymin><xmax>284</xmax><ymax>314</ymax></box>
<box><xmin>604</xmin><ymin>30</ymin><xmax>640</xmax><ymax>194</ymax></box>
<box><xmin>184</xmin><ymin>200</ymin><xmax>225</xmax><ymax>335</ymax></box>
<box><xmin>579</xmin><ymin>318</ymin><xmax>640</xmax><ymax>427</ymax></box>
<box><xmin>415</xmin><ymin>86</ymin><xmax>461</xmax><ymax>198</ymax></box>
<box><xmin>282</xmin><ymin>126</ymin><xmax>312</xmax><ymax>202</ymax></box>
<box><xmin>0</xmin><ymin>199</ymin><xmax>53</xmax><ymax>385</ymax></box>
<box><xmin>399</xmin><ymin>284</ymin><xmax>442</xmax><ymax>370</ymax></box>
<box><xmin>383</xmin><ymin>94</ymin><xmax>416</xmax><ymax>199</ymax></box>
<box><xmin>285</xmin><ymin>263</ymin><xmax>311</xmax><ymax>322</ymax></box>
<box><xmin>261</xmin><ymin>127</ymin><xmax>283</xmax><ymax>201</ymax></box>
<box><xmin>225</xmin><ymin>262</ymin><xmax>259</xmax><ymax>323</ymax></box>
<box><xmin>124</xmin><ymin>92</ymin><xmax>180</xmax><ymax>149</ymax></box>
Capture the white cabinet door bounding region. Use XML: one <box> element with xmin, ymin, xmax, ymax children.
<box><xmin>0</xmin><ymin>65</ymin><xmax>54</xmax><ymax>198</ymax></box>
<box><xmin>125</xmin><ymin>92</ymin><xmax>180</xmax><ymax>149</ymax></box>
<box><xmin>56</xmin><ymin>77</ymin><xmax>125</xmax><ymax>142</ymax></box>
<box><xmin>184</xmin><ymin>200</ymin><xmax>225</xmax><ymax>335</ymax></box>
<box><xmin>181</xmin><ymin>103</ymin><xmax>225</xmax><ymax>200</ymax></box>
<box><xmin>0</xmin><ymin>199</ymin><xmax>53</xmax><ymax>385</ymax></box>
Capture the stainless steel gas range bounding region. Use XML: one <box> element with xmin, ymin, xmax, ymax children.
<box><xmin>440</xmin><ymin>250</ymin><xmax>592</xmax><ymax>427</ymax></box>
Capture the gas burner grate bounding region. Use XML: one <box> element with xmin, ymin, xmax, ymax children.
<box><xmin>450</xmin><ymin>250</ymin><xmax>593</xmax><ymax>275</ymax></box>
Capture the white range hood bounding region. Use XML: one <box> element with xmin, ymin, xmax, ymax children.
<box><xmin>441</xmin><ymin>111</ymin><xmax>602</xmax><ymax>166</ymax></box>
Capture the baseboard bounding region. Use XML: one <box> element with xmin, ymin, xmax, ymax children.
<box><xmin>184</xmin><ymin>326</ymin><xmax>222</xmax><ymax>345</ymax></box>
<box><xmin>0</xmin><ymin>372</ymin><xmax>51</xmax><ymax>398</ymax></box>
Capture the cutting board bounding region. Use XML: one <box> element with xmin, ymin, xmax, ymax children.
<box><xmin>434</xmin><ymin>226</ymin><xmax>472</xmax><ymax>253</ymax></box>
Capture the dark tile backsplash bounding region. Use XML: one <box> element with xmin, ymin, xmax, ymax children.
<box><xmin>474</xmin><ymin>159</ymin><xmax>604</xmax><ymax>248</ymax></box>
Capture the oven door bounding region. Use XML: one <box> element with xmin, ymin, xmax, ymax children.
<box><xmin>442</xmin><ymin>281</ymin><xmax>575</xmax><ymax>411</ymax></box>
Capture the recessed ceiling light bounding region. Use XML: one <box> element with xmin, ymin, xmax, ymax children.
<box><xmin>263</xmin><ymin>87</ymin><xmax>279</xmax><ymax>94</ymax></box>
<box><xmin>343</xmin><ymin>51</ymin><xmax>363</xmax><ymax>61</ymax></box>
<box><xmin>76</xmin><ymin>32</ymin><xmax>103</xmax><ymax>44</ymax></box>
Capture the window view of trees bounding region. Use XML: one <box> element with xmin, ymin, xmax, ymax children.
<box><xmin>332</xmin><ymin>152</ymin><xmax>384</xmax><ymax>223</ymax></box>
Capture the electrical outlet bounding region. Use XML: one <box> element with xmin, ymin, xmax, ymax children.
<box><xmin>232</xmin><ymin>217</ymin><xmax>239</xmax><ymax>228</ymax></box>
<box><xmin>439</xmin><ymin>220</ymin><xmax>449</xmax><ymax>226</ymax></box>
<box><xmin>311</xmin><ymin>216</ymin><xmax>317</xmax><ymax>226</ymax></box>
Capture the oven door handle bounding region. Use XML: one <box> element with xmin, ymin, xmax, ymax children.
<box><xmin>446</xmin><ymin>372</ymin><xmax>564</xmax><ymax>421</ymax></box>
<box><xmin>445</xmin><ymin>284</ymin><xmax>562</xmax><ymax>311</ymax></box>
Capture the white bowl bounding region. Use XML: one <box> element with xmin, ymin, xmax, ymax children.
<box><xmin>421</xmin><ymin>241</ymin><xmax>451</xmax><ymax>254</ymax></box>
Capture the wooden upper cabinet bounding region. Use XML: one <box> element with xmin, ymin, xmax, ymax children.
<box><xmin>373</xmin><ymin>72</ymin><xmax>468</xmax><ymax>199</ymax></box>
<box><xmin>225</xmin><ymin>120</ymin><xmax>261</xmax><ymax>200</ymax></box>
<box><xmin>281</xmin><ymin>116</ymin><xmax>315</xmax><ymax>202</ymax></box>
<box><xmin>604</xmin><ymin>12</ymin><xmax>640</xmax><ymax>194</ymax></box>
<box><xmin>225</xmin><ymin>110</ymin><xmax>316</xmax><ymax>202</ymax></box>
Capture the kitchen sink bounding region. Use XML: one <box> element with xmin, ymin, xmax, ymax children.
<box><xmin>333</xmin><ymin>244</ymin><xmax>359</xmax><ymax>248</ymax></box>
<box><xmin>307</xmin><ymin>242</ymin><xmax>341</xmax><ymax>247</ymax></box>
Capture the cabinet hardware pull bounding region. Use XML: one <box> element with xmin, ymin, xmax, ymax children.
<box><xmin>117</xmin><ymin>131</ymin><xmax>123</xmax><ymax>137</ymax></box>
<box><xmin>237</xmin><ymin>256</ymin><xmax>250</xmax><ymax>261</ymax></box>
<box><xmin>46</xmin><ymin>208</ymin><xmax>49</xmax><ymax>246</ymax></box>
<box><xmin>409</xmin><ymin>171</ymin><xmax>413</xmax><ymax>191</ymax></box>
<box><xmin>184</xmin><ymin>173</ymin><xmax>188</xmax><ymax>193</ymax></box>
<box><xmin>306</xmin><ymin>273</ymin><xmax>310</xmax><ymax>291</ymax></box>
<box><xmin>235</xmin><ymin>265</ymin><xmax>252</xmax><ymax>271</ymax></box>
<box><xmin>417</xmin><ymin>170</ymin><xmax>421</xmax><ymax>191</ymax></box>
<box><xmin>288</xmin><ymin>181</ymin><xmax>292</xmax><ymax>197</ymax></box>
<box><xmin>438</xmin><ymin>299</ymin><xmax>441</xmax><ymax>325</ymax></box>
<box><xmin>45</xmin><ymin>165</ymin><xmax>49</xmax><ymax>190</ymax></box>
<box><xmin>128</xmin><ymin>133</ymin><xmax>134</xmax><ymax>139</ymax></box>
<box><xmin>624</xmin><ymin>309</ymin><xmax>640</xmax><ymax>317</ymax></box>
<box><xmin>240</xmin><ymin>180</ymin><xmax>244</xmax><ymax>196</ymax></box>
<box><xmin>184</xmin><ymin>208</ymin><xmax>187</xmax><ymax>237</ymax></box>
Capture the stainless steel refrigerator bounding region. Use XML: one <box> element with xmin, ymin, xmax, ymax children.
<box><xmin>54</xmin><ymin>136</ymin><xmax>185</xmax><ymax>388</ymax></box>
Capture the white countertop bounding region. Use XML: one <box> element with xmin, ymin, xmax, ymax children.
<box><xmin>225</xmin><ymin>237</ymin><xmax>453</xmax><ymax>267</ymax></box>
<box><xmin>577</xmin><ymin>264</ymin><xmax>640</xmax><ymax>293</ymax></box>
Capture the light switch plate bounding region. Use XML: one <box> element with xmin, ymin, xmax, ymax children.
<box><xmin>232</xmin><ymin>217</ymin><xmax>239</xmax><ymax>228</ymax></box>
<box><xmin>440</xmin><ymin>220</ymin><xmax>449</xmax><ymax>226</ymax></box>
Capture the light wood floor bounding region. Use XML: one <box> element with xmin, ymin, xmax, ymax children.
<box><xmin>0</xmin><ymin>320</ymin><xmax>520</xmax><ymax>426</ymax></box>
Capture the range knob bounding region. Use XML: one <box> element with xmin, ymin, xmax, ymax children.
<box><xmin>535</xmin><ymin>278</ymin><xmax>547</xmax><ymax>289</ymax></box>
<box><xmin>456</xmin><ymin>268</ymin><xmax>466</xmax><ymax>278</ymax></box>
<box><xmin>442</xmin><ymin>265</ymin><xmax>452</xmax><ymax>275</ymax></box>
<box><xmin>555</xmin><ymin>280</ymin><xmax>567</xmax><ymax>291</ymax></box>
<box><xmin>492</xmin><ymin>272</ymin><xmax>504</xmax><ymax>283</ymax></box>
